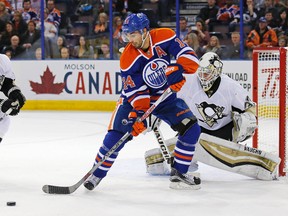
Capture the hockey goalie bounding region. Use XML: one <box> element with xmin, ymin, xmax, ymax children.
<box><xmin>145</xmin><ymin>52</ymin><xmax>280</xmax><ymax>181</ymax></box>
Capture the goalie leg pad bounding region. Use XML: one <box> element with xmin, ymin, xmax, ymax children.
<box><xmin>145</xmin><ymin>137</ymin><xmax>200</xmax><ymax>175</ymax></box>
<box><xmin>145</xmin><ymin>138</ymin><xmax>177</xmax><ymax>175</ymax></box>
<box><xmin>194</xmin><ymin>133</ymin><xmax>280</xmax><ymax>180</ymax></box>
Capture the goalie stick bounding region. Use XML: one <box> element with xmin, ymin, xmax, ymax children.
<box><xmin>42</xmin><ymin>88</ymin><xmax>173</xmax><ymax>194</ymax></box>
<box><xmin>152</xmin><ymin>118</ymin><xmax>173</xmax><ymax>164</ymax></box>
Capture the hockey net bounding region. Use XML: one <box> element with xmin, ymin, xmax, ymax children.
<box><xmin>252</xmin><ymin>47</ymin><xmax>287</xmax><ymax>176</ymax></box>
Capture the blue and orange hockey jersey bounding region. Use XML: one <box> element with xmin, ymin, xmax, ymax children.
<box><xmin>120</xmin><ymin>28</ymin><xmax>199</xmax><ymax>112</ymax></box>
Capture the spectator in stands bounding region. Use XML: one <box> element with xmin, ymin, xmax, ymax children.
<box><xmin>94</xmin><ymin>12</ymin><xmax>109</xmax><ymax>34</ymax></box>
<box><xmin>34</xmin><ymin>47</ymin><xmax>42</xmax><ymax>60</ymax></box>
<box><xmin>97</xmin><ymin>42</ymin><xmax>109</xmax><ymax>59</ymax></box>
<box><xmin>113</xmin><ymin>16</ymin><xmax>125</xmax><ymax>58</ymax></box>
<box><xmin>226</xmin><ymin>31</ymin><xmax>243</xmax><ymax>59</ymax></box>
<box><xmin>21</xmin><ymin>0</ymin><xmax>39</xmax><ymax>23</ymax></box>
<box><xmin>12</xmin><ymin>10</ymin><xmax>28</xmax><ymax>38</ymax></box>
<box><xmin>73</xmin><ymin>36</ymin><xmax>94</xmax><ymax>59</ymax></box>
<box><xmin>196</xmin><ymin>0</ymin><xmax>219</xmax><ymax>31</ymax></box>
<box><xmin>264</xmin><ymin>10</ymin><xmax>278</xmax><ymax>28</ymax></box>
<box><xmin>278</xmin><ymin>34</ymin><xmax>287</xmax><ymax>47</ymax></box>
<box><xmin>258</xmin><ymin>0</ymin><xmax>278</xmax><ymax>18</ymax></box>
<box><xmin>246</xmin><ymin>17</ymin><xmax>278</xmax><ymax>50</ymax></box>
<box><xmin>46</xmin><ymin>0</ymin><xmax>61</xmax><ymax>30</ymax></box>
<box><xmin>114</xmin><ymin>0</ymin><xmax>142</xmax><ymax>19</ymax></box>
<box><xmin>179</xmin><ymin>16</ymin><xmax>189</xmax><ymax>41</ymax></box>
<box><xmin>51</xmin><ymin>35</ymin><xmax>66</xmax><ymax>59</ymax></box>
<box><xmin>21</xmin><ymin>20</ymin><xmax>41</xmax><ymax>57</ymax></box>
<box><xmin>97</xmin><ymin>41</ymin><xmax>117</xmax><ymax>60</ymax></box>
<box><xmin>38</xmin><ymin>7</ymin><xmax>58</xmax><ymax>58</ymax></box>
<box><xmin>216</xmin><ymin>0</ymin><xmax>240</xmax><ymax>32</ymax></box>
<box><xmin>202</xmin><ymin>35</ymin><xmax>223</xmax><ymax>58</ymax></box>
<box><xmin>0</xmin><ymin>21</ymin><xmax>18</xmax><ymax>52</ymax></box>
<box><xmin>0</xmin><ymin>0</ymin><xmax>12</xmax><ymax>11</ymax></box>
<box><xmin>183</xmin><ymin>31</ymin><xmax>205</xmax><ymax>58</ymax></box>
<box><xmin>4</xmin><ymin>49</ymin><xmax>12</xmax><ymax>59</ymax></box>
<box><xmin>41</xmin><ymin>8</ymin><xmax>58</xmax><ymax>39</ymax></box>
<box><xmin>275</xmin><ymin>7</ymin><xmax>288</xmax><ymax>35</ymax></box>
<box><xmin>2</xmin><ymin>35</ymin><xmax>26</xmax><ymax>59</ymax></box>
<box><xmin>113</xmin><ymin>16</ymin><xmax>123</xmax><ymax>42</ymax></box>
<box><xmin>0</xmin><ymin>2</ymin><xmax>11</xmax><ymax>24</ymax></box>
<box><xmin>192</xmin><ymin>19</ymin><xmax>210</xmax><ymax>47</ymax></box>
<box><xmin>242</xmin><ymin>0</ymin><xmax>260</xmax><ymax>29</ymax></box>
<box><xmin>60</xmin><ymin>47</ymin><xmax>70</xmax><ymax>59</ymax></box>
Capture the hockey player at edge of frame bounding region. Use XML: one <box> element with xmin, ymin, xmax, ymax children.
<box><xmin>83</xmin><ymin>13</ymin><xmax>202</xmax><ymax>191</ymax></box>
<box><xmin>145</xmin><ymin>52</ymin><xmax>281</xmax><ymax>181</ymax></box>
<box><xmin>0</xmin><ymin>54</ymin><xmax>26</xmax><ymax>143</ymax></box>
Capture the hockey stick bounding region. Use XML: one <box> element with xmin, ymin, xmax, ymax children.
<box><xmin>152</xmin><ymin>119</ymin><xmax>173</xmax><ymax>164</ymax></box>
<box><xmin>42</xmin><ymin>88</ymin><xmax>173</xmax><ymax>194</ymax></box>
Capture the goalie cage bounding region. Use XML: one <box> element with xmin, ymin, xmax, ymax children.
<box><xmin>253</xmin><ymin>47</ymin><xmax>287</xmax><ymax>177</ymax></box>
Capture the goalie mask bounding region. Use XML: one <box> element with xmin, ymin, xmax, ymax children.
<box><xmin>197</xmin><ymin>52</ymin><xmax>223</xmax><ymax>91</ymax></box>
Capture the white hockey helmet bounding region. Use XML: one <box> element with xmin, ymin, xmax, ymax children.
<box><xmin>197</xmin><ymin>52</ymin><xmax>223</xmax><ymax>91</ymax></box>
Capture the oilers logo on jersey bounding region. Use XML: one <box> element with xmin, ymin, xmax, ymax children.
<box><xmin>142</xmin><ymin>58</ymin><xmax>168</xmax><ymax>88</ymax></box>
<box><xmin>196</xmin><ymin>102</ymin><xmax>227</xmax><ymax>127</ymax></box>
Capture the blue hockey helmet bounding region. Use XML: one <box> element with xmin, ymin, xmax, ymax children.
<box><xmin>122</xmin><ymin>13</ymin><xmax>150</xmax><ymax>35</ymax></box>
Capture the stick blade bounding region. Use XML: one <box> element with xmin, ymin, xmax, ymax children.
<box><xmin>42</xmin><ymin>185</ymin><xmax>74</xmax><ymax>194</ymax></box>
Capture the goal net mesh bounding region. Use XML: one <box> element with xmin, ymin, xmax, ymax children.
<box><xmin>253</xmin><ymin>48</ymin><xmax>287</xmax><ymax>176</ymax></box>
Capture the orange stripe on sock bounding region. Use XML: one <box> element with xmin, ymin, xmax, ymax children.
<box><xmin>174</xmin><ymin>152</ymin><xmax>193</xmax><ymax>161</ymax></box>
<box><xmin>96</xmin><ymin>155</ymin><xmax>113</xmax><ymax>167</ymax></box>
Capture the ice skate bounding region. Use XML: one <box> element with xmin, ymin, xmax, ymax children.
<box><xmin>84</xmin><ymin>175</ymin><xmax>102</xmax><ymax>190</ymax></box>
<box><xmin>169</xmin><ymin>167</ymin><xmax>201</xmax><ymax>190</ymax></box>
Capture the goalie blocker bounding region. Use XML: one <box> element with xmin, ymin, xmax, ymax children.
<box><xmin>145</xmin><ymin>133</ymin><xmax>280</xmax><ymax>180</ymax></box>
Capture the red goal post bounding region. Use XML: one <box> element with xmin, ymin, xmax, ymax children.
<box><xmin>252</xmin><ymin>47</ymin><xmax>287</xmax><ymax>176</ymax></box>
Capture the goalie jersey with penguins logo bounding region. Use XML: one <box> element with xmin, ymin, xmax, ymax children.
<box><xmin>177</xmin><ymin>73</ymin><xmax>254</xmax><ymax>140</ymax></box>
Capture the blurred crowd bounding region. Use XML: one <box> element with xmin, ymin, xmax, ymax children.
<box><xmin>0</xmin><ymin>0</ymin><xmax>287</xmax><ymax>60</ymax></box>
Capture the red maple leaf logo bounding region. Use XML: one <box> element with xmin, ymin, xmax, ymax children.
<box><xmin>30</xmin><ymin>66</ymin><xmax>65</xmax><ymax>94</ymax></box>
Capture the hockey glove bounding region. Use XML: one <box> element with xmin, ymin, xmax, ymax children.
<box><xmin>128</xmin><ymin>110</ymin><xmax>147</xmax><ymax>136</ymax></box>
<box><xmin>232</xmin><ymin>111</ymin><xmax>257</xmax><ymax>143</ymax></box>
<box><xmin>8</xmin><ymin>86</ymin><xmax>26</xmax><ymax>108</ymax></box>
<box><xmin>165</xmin><ymin>63</ymin><xmax>186</xmax><ymax>92</ymax></box>
<box><xmin>0</xmin><ymin>99</ymin><xmax>20</xmax><ymax>116</ymax></box>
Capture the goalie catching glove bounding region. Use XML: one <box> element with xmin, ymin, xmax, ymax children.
<box><xmin>0</xmin><ymin>99</ymin><xmax>20</xmax><ymax>115</ymax></box>
<box><xmin>128</xmin><ymin>109</ymin><xmax>147</xmax><ymax>136</ymax></box>
<box><xmin>232</xmin><ymin>111</ymin><xmax>257</xmax><ymax>143</ymax></box>
<box><xmin>165</xmin><ymin>63</ymin><xmax>186</xmax><ymax>92</ymax></box>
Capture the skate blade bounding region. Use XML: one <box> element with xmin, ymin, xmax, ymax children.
<box><xmin>169</xmin><ymin>182</ymin><xmax>201</xmax><ymax>190</ymax></box>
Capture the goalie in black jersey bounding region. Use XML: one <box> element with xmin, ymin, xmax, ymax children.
<box><xmin>0</xmin><ymin>54</ymin><xmax>26</xmax><ymax>143</ymax></box>
<box><xmin>145</xmin><ymin>53</ymin><xmax>279</xmax><ymax>180</ymax></box>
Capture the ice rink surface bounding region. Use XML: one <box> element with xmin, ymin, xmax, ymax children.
<box><xmin>1</xmin><ymin>111</ymin><xmax>288</xmax><ymax>216</ymax></box>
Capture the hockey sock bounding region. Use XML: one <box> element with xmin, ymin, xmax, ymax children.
<box><xmin>93</xmin><ymin>130</ymin><xmax>130</xmax><ymax>178</ymax></box>
<box><xmin>173</xmin><ymin>123</ymin><xmax>200</xmax><ymax>174</ymax></box>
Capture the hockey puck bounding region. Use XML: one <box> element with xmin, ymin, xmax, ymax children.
<box><xmin>7</xmin><ymin>201</ymin><xmax>16</xmax><ymax>206</ymax></box>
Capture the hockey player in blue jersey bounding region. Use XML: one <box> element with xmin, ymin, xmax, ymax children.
<box><xmin>84</xmin><ymin>13</ymin><xmax>201</xmax><ymax>190</ymax></box>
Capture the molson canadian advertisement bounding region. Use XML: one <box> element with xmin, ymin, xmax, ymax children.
<box><xmin>11</xmin><ymin>60</ymin><xmax>252</xmax><ymax>111</ymax></box>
